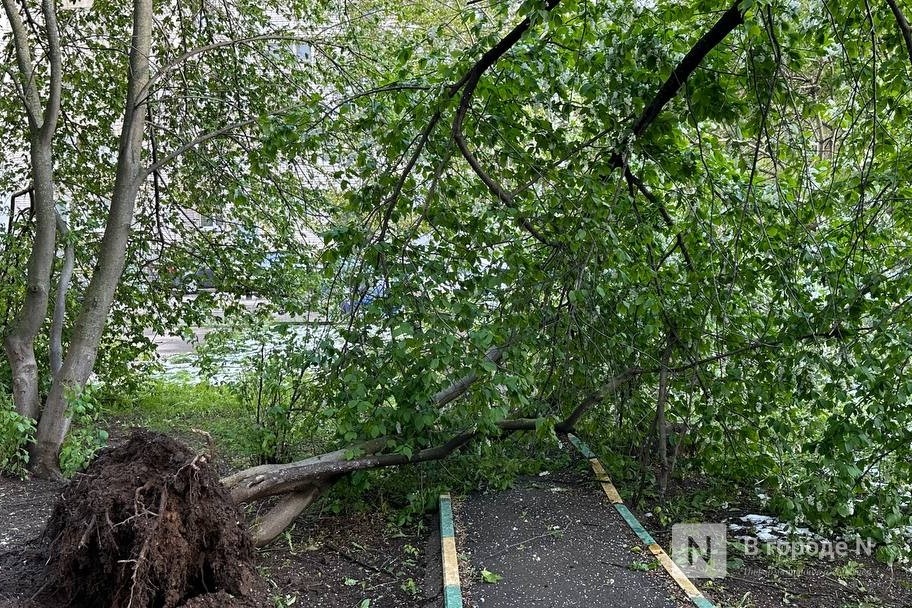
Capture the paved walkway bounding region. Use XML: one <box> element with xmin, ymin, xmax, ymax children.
<box><xmin>455</xmin><ymin>474</ymin><xmax>687</xmax><ymax>608</ymax></box>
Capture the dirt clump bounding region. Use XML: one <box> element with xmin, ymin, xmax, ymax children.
<box><xmin>40</xmin><ymin>430</ymin><xmax>260</xmax><ymax>608</ymax></box>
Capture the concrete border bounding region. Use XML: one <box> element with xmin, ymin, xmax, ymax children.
<box><xmin>439</xmin><ymin>493</ymin><xmax>464</xmax><ymax>608</ymax></box>
<box><xmin>568</xmin><ymin>434</ymin><xmax>716</xmax><ymax>608</ymax></box>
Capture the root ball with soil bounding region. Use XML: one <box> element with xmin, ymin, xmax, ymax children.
<box><xmin>41</xmin><ymin>430</ymin><xmax>260</xmax><ymax>608</ymax></box>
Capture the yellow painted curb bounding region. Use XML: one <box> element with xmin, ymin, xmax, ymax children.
<box><xmin>568</xmin><ymin>434</ymin><xmax>716</xmax><ymax>608</ymax></box>
<box><xmin>442</xmin><ymin>536</ymin><xmax>461</xmax><ymax>587</ymax></box>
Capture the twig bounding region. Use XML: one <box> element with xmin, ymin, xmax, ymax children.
<box><xmin>886</xmin><ymin>0</ymin><xmax>912</xmax><ymax>68</ymax></box>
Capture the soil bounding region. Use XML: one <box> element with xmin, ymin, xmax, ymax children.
<box><xmin>635</xmin><ymin>473</ymin><xmax>912</xmax><ymax>608</ymax></box>
<box><xmin>9</xmin><ymin>430</ymin><xmax>260</xmax><ymax>608</ymax></box>
<box><xmin>6</xmin><ymin>428</ymin><xmax>907</xmax><ymax>608</ymax></box>
<box><xmin>456</xmin><ymin>470</ymin><xmax>689</xmax><ymax>608</ymax></box>
<box><xmin>0</xmin><ymin>477</ymin><xmax>63</xmax><ymax>550</ymax></box>
<box><xmin>0</xmin><ymin>433</ymin><xmax>437</xmax><ymax>608</ymax></box>
<box><xmin>256</xmin><ymin>509</ymin><xmax>439</xmax><ymax>608</ymax></box>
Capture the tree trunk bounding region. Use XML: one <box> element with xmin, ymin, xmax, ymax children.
<box><xmin>656</xmin><ymin>339</ymin><xmax>673</xmax><ymax>499</ymax></box>
<box><xmin>3</xmin><ymin>152</ymin><xmax>54</xmax><ymax>420</ymax></box>
<box><xmin>249</xmin><ymin>486</ymin><xmax>323</xmax><ymax>547</ymax></box>
<box><xmin>1</xmin><ymin>0</ymin><xmax>62</xmax><ymax>421</ymax></box>
<box><xmin>30</xmin><ymin>0</ymin><xmax>153</xmax><ymax>477</ymax></box>
<box><xmin>50</xmin><ymin>211</ymin><xmax>74</xmax><ymax>377</ymax></box>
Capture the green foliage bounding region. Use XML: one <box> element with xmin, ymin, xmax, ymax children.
<box><xmin>628</xmin><ymin>558</ymin><xmax>660</xmax><ymax>572</ymax></box>
<box><xmin>0</xmin><ymin>395</ymin><xmax>35</xmax><ymax>477</ymax></box>
<box><xmin>105</xmin><ymin>380</ymin><xmax>259</xmax><ymax>468</ymax></box>
<box><xmin>59</xmin><ymin>386</ymin><xmax>109</xmax><ymax>477</ymax></box>
<box><xmin>833</xmin><ymin>560</ymin><xmax>862</xmax><ymax>581</ymax></box>
<box><xmin>480</xmin><ymin>568</ymin><xmax>502</xmax><ymax>583</ymax></box>
<box><xmin>299</xmin><ymin>0</ymin><xmax>912</xmax><ymax>558</ymax></box>
<box><xmin>400</xmin><ymin>578</ymin><xmax>418</xmax><ymax>597</ymax></box>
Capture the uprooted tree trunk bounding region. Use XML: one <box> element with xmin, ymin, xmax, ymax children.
<box><xmin>222</xmin><ymin>360</ymin><xmax>641</xmax><ymax>547</ymax></box>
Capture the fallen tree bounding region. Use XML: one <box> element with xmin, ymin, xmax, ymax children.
<box><xmin>218</xmin><ymin>0</ymin><xmax>748</xmax><ymax>547</ymax></box>
<box><xmin>222</xmin><ymin>353</ymin><xmax>641</xmax><ymax>546</ymax></box>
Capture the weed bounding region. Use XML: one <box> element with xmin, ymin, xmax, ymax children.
<box><xmin>833</xmin><ymin>560</ymin><xmax>862</xmax><ymax>581</ymax></box>
<box><xmin>272</xmin><ymin>593</ymin><xmax>298</xmax><ymax>608</ymax></box>
<box><xmin>400</xmin><ymin>578</ymin><xmax>418</xmax><ymax>597</ymax></box>
<box><xmin>628</xmin><ymin>558</ymin><xmax>660</xmax><ymax>572</ymax></box>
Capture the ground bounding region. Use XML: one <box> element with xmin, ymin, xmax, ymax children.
<box><xmin>635</xmin><ymin>475</ymin><xmax>912</xmax><ymax>608</ymax></box>
<box><xmin>1</xmin><ymin>436</ymin><xmax>910</xmax><ymax>608</ymax></box>
<box><xmin>456</xmin><ymin>471</ymin><xmax>687</xmax><ymax>608</ymax></box>
<box><xmin>255</xmin><ymin>509</ymin><xmax>440</xmax><ymax>608</ymax></box>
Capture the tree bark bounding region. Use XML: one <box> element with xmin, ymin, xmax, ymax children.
<box><xmin>50</xmin><ymin>211</ymin><xmax>74</xmax><ymax>378</ymax></box>
<box><xmin>887</xmin><ymin>0</ymin><xmax>912</xmax><ymax>68</ymax></box>
<box><xmin>555</xmin><ymin>368</ymin><xmax>642</xmax><ymax>433</ymax></box>
<box><xmin>30</xmin><ymin>0</ymin><xmax>154</xmax><ymax>477</ymax></box>
<box><xmin>656</xmin><ymin>340</ymin><xmax>673</xmax><ymax>498</ymax></box>
<box><xmin>249</xmin><ymin>486</ymin><xmax>323</xmax><ymax>547</ymax></box>
<box><xmin>227</xmin><ymin>431</ymin><xmax>477</xmax><ymax>503</ymax></box>
<box><xmin>630</xmin><ymin>1</ymin><xmax>745</xmax><ymax>140</ymax></box>
<box><xmin>1</xmin><ymin>0</ymin><xmax>63</xmax><ymax>421</ymax></box>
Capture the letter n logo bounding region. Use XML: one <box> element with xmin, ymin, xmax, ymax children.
<box><xmin>671</xmin><ymin>523</ymin><xmax>727</xmax><ymax>579</ymax></box>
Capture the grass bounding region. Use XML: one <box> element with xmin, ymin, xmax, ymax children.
<box><xmin>103</xmin><ymin>380</ymin><xmax>261</xmax><ymax>468</ymax></box>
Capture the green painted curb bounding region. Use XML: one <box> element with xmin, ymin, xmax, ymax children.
<box><xmin>567</xmin><ymin>433</ymin><xmax>596</xmax><ymax>459</ymax></box>
<box><xmin>439</xmin><ymin>494</ymin><xmax>463</xmax><ymax>608</ymax></box>
<box><xmin>444</xmin><ymin>584</ymin><xmax>463</xmax><ymax>607</ymax></box>
<box><xmin>615</xmin><ymin>503</ymin><xmax>657</xmax><ymax>546</ymax></box>
<box><xmin>568</xmin><ymin>433</ymin><xmax>718</xmax><ymax>608</ymax></box>
<box><xmin>440</xmin><ymin>494</ymin><xmax>456</xmax><ymax>539</ymax></box>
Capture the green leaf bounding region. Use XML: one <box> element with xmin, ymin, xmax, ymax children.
<box><xmin>481</xmin><ymin>569</ymin><xmax>502</xmax><ymax>584</ymax></box>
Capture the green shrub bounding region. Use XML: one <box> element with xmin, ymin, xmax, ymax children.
<box><xmin>59</xmin><ymin>385</ymin><xmax>109</xmax><ymax>477</ymax></box>
<box><xmin>230</xmin><ymin>341</ymin><xmax>325</xmax><ymax>465</ymax></box>
<box><xmin>0</xmin><ymin>396</ymin><xmax>36</xmax><ymax>477</ymax></box>
<box><xmin>195</xmin><ymin>322</ymin><xmax>333</xmax><ymax>465</ymax></box>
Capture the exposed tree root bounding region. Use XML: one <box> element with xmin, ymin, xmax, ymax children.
<box><xmin>42</xmin><ymin>431</ymin><xmax>259</xmax><ymax>608</ymax></box>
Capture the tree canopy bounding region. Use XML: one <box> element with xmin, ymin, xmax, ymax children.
<box><xmin>2</xmin><ymin>0</ymin><xmax>911</xmax><ymax>557</ymax></box>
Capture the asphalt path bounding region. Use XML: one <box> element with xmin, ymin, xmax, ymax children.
<box><xmin>456</xmin><ymin>473</ymin><xmax>687</xmax><ymax>608</ymax></box>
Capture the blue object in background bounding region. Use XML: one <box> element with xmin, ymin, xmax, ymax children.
<box><xmin>341</xmin><ymin>283</ymin><xmax>387</xmax><ymax>313</ymax></box>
